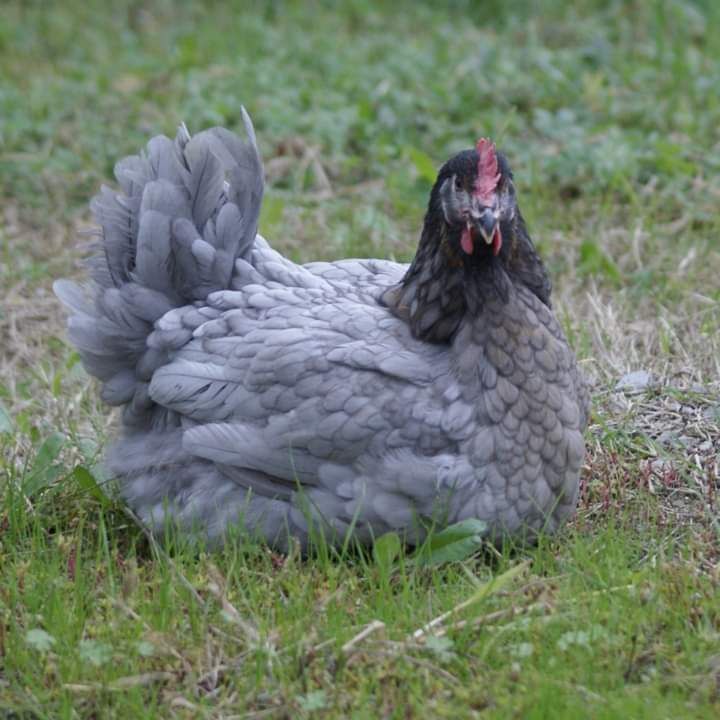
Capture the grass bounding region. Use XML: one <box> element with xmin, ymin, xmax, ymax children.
<box><xmin>1</xmin><ymin>0</ymin><xmax>719</xmax><ymax>716</ymax></box>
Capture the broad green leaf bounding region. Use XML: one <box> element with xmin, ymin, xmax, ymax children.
<box><xmin>26</xmin><ymin>629</ymin><xmax>55</xmax><ymax>652</ymax></box>
<box><xmin>22</xmin><ymin>432</ymin><xmax>66</xmax><ymax>496</ymax></box>
<box><xmin>137</xmin><ymin>641</ymin><xmax>156</xmax><ymax>657</ymax></box>
<box><xmin>79</xmin><ymin>639</ymin><xmax>112</xmax><ymax>667</ymax></box>
<box><xmin>373</xmin><ymin>531</ymin><xmax>401</xmax><ymax>571</ymax></box>
<box><xmin>412</xmin><ymin>519</ymin><xmax>487</xmax><ymax>567</ymax></box>
<box><xmin>509</xmin><ymin>642</ymin><xmax>534</xmax><ymax>658</ymax></box>
<box><xmin>557</xmin><ymin>625</ymin><xmax>608</xmax><ymax>651</ymax></box>
<box><xmin>32</xmin><ymin>432</ymin><xmax>65</xmax><ymax>469</ymax></box>
<box><xmin>72</xmin><ymin>465</ymin><xmax>110</xmax><ymax>507</ymax></box>
<box><xmin>298</xmin><ymin>690</ymin><xmax>327</xmax><ymax>712</ymax></box>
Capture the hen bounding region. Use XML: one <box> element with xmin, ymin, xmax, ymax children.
<box><xmin>56</xmin><ymin>110</ymin><xmax>589</xmax><ymax>550</ymax></box>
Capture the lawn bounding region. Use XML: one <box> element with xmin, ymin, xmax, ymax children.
<box><xmin>1</xmin><ymin>0</ymin><xmax>719</xmax><ymax>717</ymax></box>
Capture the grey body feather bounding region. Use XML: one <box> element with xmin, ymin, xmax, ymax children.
<box><xmin>56</xmin><ymin>111</ymin><xmax>589</xmax><ymax>550</ymax></box>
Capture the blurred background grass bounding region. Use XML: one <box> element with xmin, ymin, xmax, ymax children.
<box><xmin>2</xmin><ymin>0</ymin><xmax>719</xmax><ymax>377</ymax></box>
<box><xmin>2</xmin><ymin>2</ymin><xmax>718</xmax><ymax>251</ymax></box>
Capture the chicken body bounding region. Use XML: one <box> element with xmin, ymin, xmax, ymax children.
<box><xmin>56</xmin><ymin>111</ymin><xmax>588</xmax><ymax>549</ymax></box>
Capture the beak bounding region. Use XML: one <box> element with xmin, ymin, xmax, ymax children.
<box><xmin>471</xmin><ymin>207</ymin><xmax>499</xmax><ymax>246</ymax></box>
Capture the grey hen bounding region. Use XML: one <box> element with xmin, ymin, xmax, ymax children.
<box><xmin>55</xmin><ymin>110</ymin><xmax>589</xmax><ymax>550</ymax></box>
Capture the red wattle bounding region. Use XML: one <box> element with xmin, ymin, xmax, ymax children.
<box><xmin>461</xmin><ymin>227</ymin><xmax>474</xmax><ymax>254</ymax></box>
<box><xmin>492</xmin><ymin>227</ymin><xmax>502</xmax><ymax>256</ymax></box>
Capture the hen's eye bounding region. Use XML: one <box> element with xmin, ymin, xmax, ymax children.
<box><xmin>454</xmin><ymin>177</ymin><xmax>463</xmax><ymax>192</ymax></box>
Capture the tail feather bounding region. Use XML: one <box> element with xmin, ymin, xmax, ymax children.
<box><xmin>55</xmin><ymin>108</ymin><xmax>264</xmax><ymax>428</ymax></box>
<box><xmin>184</xmin><ymin>133</ymin><xmax>225</xmax><ymax>230</ymax></box>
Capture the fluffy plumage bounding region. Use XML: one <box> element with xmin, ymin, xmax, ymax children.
<box><xmin>56</xmin><ymin>109</ymin><xmax>589</xmax><ymax>550</ymax></box>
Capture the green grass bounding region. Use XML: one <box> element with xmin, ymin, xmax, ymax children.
<box><xmin>1</xmin><ymin>0</ymin><xmax>719</xmax><ymax>716</ymax></box>
<box><xmin>2</xmin><ymin>495</ymin><xmax>718</xmax><ymax>718</ymax></box>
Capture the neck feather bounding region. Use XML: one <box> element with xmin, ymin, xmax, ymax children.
<box><xmin>382</xmin><ymin>197</ymin><xmax>551</xmax><ymax>343</ymax></box>
<box><xmin>383</xmin><ymin>222</ymin><xmax>510</xmax><ymax>343</ymax></box>
<box><xmin>382</xmin><ymin>208</ymin><xmax>551</xmax><ymax>343</ymax></box>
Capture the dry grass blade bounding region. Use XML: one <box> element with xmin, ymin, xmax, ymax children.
<box><xmin>122</xmin><ymin>505</ymin><xmax>206</xmax><ymax>609</ymax></box>
<box><xmin>412</xmin><ymin>560</ymin><xmax>530</xmax><ymax>640</ymax></box>
<box><xmin>111</xmin><ymin>598</ymin><xmax>195</xmax><ymax>675</ymax></box>
<box><xmin>63</xmin><ymin>672</ymin><xmax>176</xmax><ymax>693</ymax></box>
<box><xmin>430</xmin><ymin>584</ymin><xmax>639</xmax><ymax>638</ymax></box>
<box><xmin>434</xmin><ymin>601</ymin><xmax>554</xmax><ymax>638</ymax></box>
<box><xmin>355</xmin><ymin>647</ymin><xmax>461</xmax><ymax>686</ymax></box>
<box><xmin>206</xmin><ymin>564</ymin><xmax>263</xmax><ymax>648</ymax></box>
<box><xmin>340</xmin><ymin>619</ymin><xmax>386</xmax><ymax>655</ymax></box>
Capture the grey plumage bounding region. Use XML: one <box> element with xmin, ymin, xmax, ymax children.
<box><xmin>56</xmin><ymin>111</ymin><xmax>589</xmax><ymax>550</ymax></box>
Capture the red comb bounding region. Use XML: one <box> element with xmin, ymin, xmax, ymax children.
<box><xmin>473</xmin><ymin>138</ymin><xmax>500</xmax><ymax>205</ymax></box>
